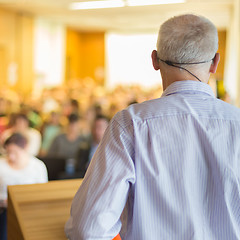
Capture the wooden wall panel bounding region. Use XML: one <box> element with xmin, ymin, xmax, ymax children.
<box><xmin>65</xmin><ymin>29</ymin><xmax>83</xmax><ymax>81</ymax></box>
<box><xmin>0</xmin><ymin>8</ymin><xmax>34</xmax><ymax>96</ymax></box>
<box><xmin>15</xmin><ymin>14</ymin><xmax>34</xmax><ymax>95</ymax></box>
<box><xmin>81</xmin><ymin>32</ymin><xmax>105</xmax><ymax>85</ymax></box>
<box><xmin>216</xmin><ymin>30</ymin><xmax>226</xmax><ymax>80</ymax></box>
<box><xmin>65</xmin><ymin>29</ymin><xmax>105</xmax><ymax>85</ymax></box>
<box><xmin>0</xmin><ymin>9</ymin><xmax>17</xmax><ymax>86</ymax></box>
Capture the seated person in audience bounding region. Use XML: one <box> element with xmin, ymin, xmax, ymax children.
<box><xmin>46</xmin><ymin>113</ymin><xmax>84</xmax><ymax>160</ymax></box>
<box><xmin>69</xmin><ymin>99</ymin><xmax>80</xmax><ymax>116</ymax></box>
<box><xmin>76</xmin><ymin>115</ymin><xmax>109</xmax><ymax>177</ymax></box>
<box><xmin>39</xmin><ymin>111</ymin><xmax>62</xmax><ymax>157</ymax></box>
<box><xmin>0</xmin><ymin>133</ymin><xmax>48</xmax><ymax>240</ymax></box>
<box><xmin>1</xmin><ymin>113</ymin><xmax>42</xmax><ymax>156</ymax></box>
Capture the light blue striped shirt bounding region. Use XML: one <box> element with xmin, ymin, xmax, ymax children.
<box><xmin>65</xmin><ymin>81</ymin><xmax>240</xmax><ymax>240</ymax></box>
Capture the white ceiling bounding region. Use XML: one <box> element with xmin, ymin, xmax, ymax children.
<box><xmin>0</xmin><ymin>0</ymin><xmax>234</xmax><ymax>32</ymax></box>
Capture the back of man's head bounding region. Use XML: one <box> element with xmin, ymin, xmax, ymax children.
<box><xmin>157</xmin><ymin>14</ymin><xmax>218</xmax><ymax>64</ymax></box>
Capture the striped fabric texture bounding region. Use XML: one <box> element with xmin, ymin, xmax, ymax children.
<box><xmin>65</xmin><ymin>80</ymin><xmax>240</xmax><ymax>240</ymax></box>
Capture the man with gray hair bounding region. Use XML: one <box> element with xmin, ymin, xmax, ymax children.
<box><xmin>65</xmin><ymin>14</ymin><xmax>240</xmax><ymax>240</ymax></box>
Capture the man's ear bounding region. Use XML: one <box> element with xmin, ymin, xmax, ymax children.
<box><xmin>151</xmin><ymin>50</ymin><xmax>160</xmax><ymax>71</ymax></box>
<box><xmin>210</xmin><ymin>53</ymin><xmax>220</xmax><ymax>74</ymax></box>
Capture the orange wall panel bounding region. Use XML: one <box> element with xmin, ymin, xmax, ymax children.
<box><xmin>0</xmin><ymin>9</ymin><xmax>34</xmax><ymax>95</ymax></box>
<box><xmin>216</xmin><ymin>30</ymin><xmax>226</xmax><ymax>80</ymax></box>
<box><xmin>81</xmin><ymin>32</ymin><xmax>105</xmax><ymax>84</ymax></box>
<box><xmin>16</xmin><ymin>14</ymin><xmax>34</xmax><ymax>95</ymax></box>
<box><xmin>0</xmin><ymin>9</ymin><xmax>17</xmax><ymax>86</ymax></box>
<box><xmin>65</xmin><ymin>29</ymin><xmax>83</xmax><ymax>81</ymax></box>
<box><xmin>65</xmin><ymin>29</ymin><xmax>105</xmax><ymax>85</ymax></box>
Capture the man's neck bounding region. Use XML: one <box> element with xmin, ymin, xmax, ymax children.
<box><xmin>160</xmin><ymin>64</ymin><xmax>210</xmax><ymax>90</ymax></box>
<box><xmin>163</xmin><ymin>78</ymin><xmax>202</xmax><ymax>91</ymax></box>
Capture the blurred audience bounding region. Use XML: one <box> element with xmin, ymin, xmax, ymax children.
<box><xmin>76</xmin><ymin>115</ymin><xmax>110</xmax><ymax>177</ymax></box>
<box><xmin>46</xmin><ymin>113</ymin><xmax>84</xmax><ymax>160</ymax></box>
<box><xmin>1</xmin><ymin>113</ymin><xmax>42</xmax><ymax>156</ymax></box>
<box><xmin>69</xmin><ymin>99</ymin><xmax>81</xmax><ymax>116</ymax></box>
<box><xmin>0</xmin><ymin>133</ymin><xmax>48</xmax><ymax>240</ymax></box>
<box><xmin>0</xmin><ymin>80</ymin><xmax>165</xmax><ymax>180</ymax></box>
<box><xmin>39</xmin><ymin>111</ymin><xmax>62</xmax><ymax>157</ymax></box>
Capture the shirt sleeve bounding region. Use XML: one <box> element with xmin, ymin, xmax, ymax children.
<box><xmin>65</xmin><ymin>113</ymin><xmax>136</xmax><ymax>240</ymax></box>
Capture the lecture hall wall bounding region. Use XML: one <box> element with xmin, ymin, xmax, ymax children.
<box><xmin>0</xmin><ymin>6</ymin><xmax>226</xmax><ymax>96</ymax></box>
<box><xmin>65</xmin><ymin>29</ymin><xmax>105</xmax><ymax>86</ymax></box>
<box><xmin>0</xmin><ymin>8</ymin><xmax>34</xmax><ymax>96</ymax></box>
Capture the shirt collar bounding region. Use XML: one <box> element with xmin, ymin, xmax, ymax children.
<box><xmin>161</xmin><ymin>80</ymin><xmax>215</xmax><ymax>98</ymax></box>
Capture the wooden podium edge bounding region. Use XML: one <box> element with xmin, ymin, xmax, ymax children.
<box><xmin>7</xmin><ymin>179</ymin><xmax>83</xmax><ymax>240</ymax></box>
<box><xmin>7</xmin><ymin>186</ymin><xmax>26</xmax><ymax>240</ymax></box>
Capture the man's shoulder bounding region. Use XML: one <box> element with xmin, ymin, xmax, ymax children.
<box><xmin>113</xmin><ymin>98</ymin><xmax>164</xmax><ymax>126</ymax></box>
<box><xmin>114</xmin><ymin>96</ymin><xmax>240</xmax><ymax>125</ymax></box>
<box><xmin>214</xmin><ymin>99</ymin><xmax>240</xmax><ymax>121</ymax></box>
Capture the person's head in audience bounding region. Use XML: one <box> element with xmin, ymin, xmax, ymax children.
<box><xmin>151</xmin><ymin>14</ymin><xmax>219</xmax><ymax>90</ymax></box>
<box><xmin>62</xmin><ymin>98</ymin><xmax>80</xmax><ymax>117</ymax></box>
<box><xmin>0</xmin><ymin>132</ymin><xmax>48</xmax><ymax>240</ymax></box>
<box><xmin>70</xmin><ymin>99</ymin><xmax>80</xmax><ymax>115</ymax></box>
<box><xmin>49</xmin><ymin>111</ymin><xmax>61</xmax><ymax>125</ymax></box>
<box><xmin>91</xmin><ymin>115</ymin><xmax>109</xmax><ymax>145</ymax></box>
<box><xmin>0</xmin><ymin>97</ymin><xmax>7</xmax><ymax>116</ymax></box>
<box><xmin>66</xmin><ymin>113</ymin><xmax>81</xmax><ymax>139</ymax></box>
<box><xmin>94</xmin><ymin>104</ymin><xmax>103</xmax><ymax>117</ymax></box>
<box><xmin>3</xmin><ymin>133</ymin><xmax>29</xmax><ymax>169</ymax></box>
<box><xmin>11</xmin><ymin>113</ymin><xmax>30</xmax><ymax>132</ymax></box>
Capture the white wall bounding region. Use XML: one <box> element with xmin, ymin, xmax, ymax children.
<box><xmin>33</xmin><ymin>17</ymin><xmax>66</xmax><ymax>90</ymax></box>
<box><xmin>105</xmin><ymin>32</ymin><xmax>162</xmax><ymax>89</ymax></box>
<box><xmin>224</xmin><ymin>0</ymin><xmax>240</xmax><ymax>105</ymax></box>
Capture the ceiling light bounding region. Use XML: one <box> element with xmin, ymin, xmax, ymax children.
<box><xmin>69</xmin><ymin>0</ymin><xmax>125</xmax><ymax>10</ymax></box>
<box><xmin>126</xmin><ymin>0</ymin><xmax>185</xmax><ymax>6</ymax></box>
<box><xmin>69</xmin><ymin>0</ymin><xmax>185</xmax><ymax>10</ymax></box>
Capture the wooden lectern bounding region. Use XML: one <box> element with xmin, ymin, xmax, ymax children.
<box><xmin>7</xmin><ymin>179</ymin><xmax>83</xmax><ymax>240</ymax></box>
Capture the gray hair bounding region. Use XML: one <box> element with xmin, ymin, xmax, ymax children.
<box><xmin>157</xmin><ymin>14</ymin><xmax>218</xmax><ymax>64</ymax></box>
